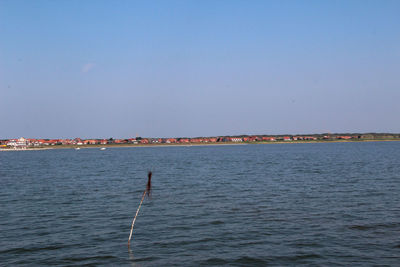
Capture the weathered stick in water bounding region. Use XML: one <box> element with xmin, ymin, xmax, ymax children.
<box><xmin>128</xmin><ymin>171</ymin><xmax>152</xmax><ymax>247</ymax></box>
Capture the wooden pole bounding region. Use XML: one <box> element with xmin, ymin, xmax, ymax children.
<box><xmin>128</xmin><ymin>190</ymin><xmax>146</xmax><ymax>247</ymax></box>
<box><xmin>128</xmin><ymin>171</ymin><xmax>152</xmax><ymax>247</ymax></box>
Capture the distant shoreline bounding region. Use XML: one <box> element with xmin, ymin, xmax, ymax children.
<box><xmin>1</xmin><ymin>139</ymin><xmax>399</xmax><ymax>151</ymax></box>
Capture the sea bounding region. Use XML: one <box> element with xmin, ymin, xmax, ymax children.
<box><xmin>1</xmin><ymin>142</ymin><xmax>400</xmax><ymax>266</ymax></box>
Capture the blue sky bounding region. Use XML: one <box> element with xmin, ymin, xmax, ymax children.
<box><xmin>1</xmin><ymin>0</ymin><xmax>399</xmax><ymax>138</ymax></box>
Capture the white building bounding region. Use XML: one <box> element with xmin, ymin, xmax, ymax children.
<box><xmin>7</xmin><ymin>137</ymin><xmax>28</xmax><ymax>149</ymax></box>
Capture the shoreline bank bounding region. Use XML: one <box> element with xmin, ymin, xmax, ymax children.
<box><xmin>1</xmin><ymin>139</ymin><xmax>399</xmax><ymax>151</ymax></box>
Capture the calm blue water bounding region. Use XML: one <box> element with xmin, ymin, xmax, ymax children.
<box><xmin>1</xmin><ymin>142</ymin><xmax>400</xmax><ymax>266</ymax></box>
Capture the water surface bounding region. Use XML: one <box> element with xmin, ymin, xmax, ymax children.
<box><xmin>1</xmin><ymin>142</ymin><xmax>400</xmax><ymax>266</ymax></box>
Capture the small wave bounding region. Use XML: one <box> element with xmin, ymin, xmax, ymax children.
<box><xmin>1</xmin><ymin>244</ymin><xmax>66</xmax><ymax>254</ymax></box>
<box><xmin>349</xmin><ymin>225</ymin><xmax>372</xmax><ymax>230</ymax></box>
<box><xmin>210</xmin><ymin>220</ymin><xmax>224</xmax><ymax>225</ymax></box>
<box><xmin>270</xmin><ymin>253</ymin><xmax>322</xmax><ymax>263</ymax></box>
<box><xmin>154</xmin><ymin>237</ymin><xmax>217</xmax><ymax>247</ymax></box>
<box><xmin>61</xmin><ymin>255</ymin><xmax>117</xmax><ymax>262</ymax></box>
<box><xmin>234</xmin><ymin>256</ymin><xmax>268</xmax><ymax>265</ymax></box>
<box><xmin>349</xmin><ymin>222</ymin><xmax>400</xmax><ymax>231</ymax></box>
<box><xmin>292</xmin><ymin>242</ymin><xmax>320</xmax><ymax>248</ymax></box>
<box><xmin>133</xmin><ymin>256</ymin><xmax>160</xmax><ymax>262</ymax></box>
<box><xmin>292</xmin><ymin>254</ymin><xmax>322</xmax><ymax>260</ymax></box>
<box><xmin>166</xmin><ymin>225</ymin><xmax>192</xmax><ymax>231</ymax></box>
<box><xmin>199</xmin><ymin>257</ymin><xmax>229</xmax><ymax>265</ymax></box>
<box><xmin>238</xmin><ymin>240</ymin><xmax>267</xmax><ymax>246</ymax></box>
<box><xmin>200</xmin><ymin>254</ymin><xmax>321</xmax><ymax>266</ymax></box>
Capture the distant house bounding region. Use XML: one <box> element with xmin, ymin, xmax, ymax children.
<box><xmin>283</xmin><ymin>136</ymin><xmax>291</xmax><ymax>141</ymax></box>
<box><xmin>166</xmin><ymin>138</ymin><xmax>177</xmax><ymax>143</ymax></box>
<box><xmin>261</xmin><ymin>137</ymin><xmax>275</xmax><ymax>141</ymax></box>
<box><xmin>248</xmin><ymin>136</ymin><xmax>260</xmax><ymax>142</ymax></box>
<box><xmin>337</xmin><ymin>136</ymin><xmax>352</xmax><ymax>140</ymax></box>
<box><xmin>305</xmin><ymin>136</ymin><xmax>317</xmax><ymax>140</ymax></box>
<box><xmin>84</xmin><ymin>139</ymin><xmax>98</xmax><ymax>145</ymax></box>
<box><xmin>60</xmin><ymin>139</ymin><xmax>72</xmax><ymax>145</ymax></box>
<box><xmin>114</xmin><ymin>139</ymin><xmax>128</xmax><ymax>144</ymax></box>
<box><xmin>7</xmin><ymin>137</ymin><xmax>28</xmax><ymax>149</ymax></box>
<box><xmin>140</xmin><ymin>138</ymin><xmax>149</xmax><ymax>144</ymax></box>
<box><xmin>74</xmin><ymin>138</ymin><xmax>83</xmax><ymax>145</ymax></box>
<box><xmin>230</xmin><ymin>137</ymin><xmax>243</xmax><ymax>142</ymax></box>
<box><xmin>149</xmin><ymin>138</ymin><xmax>162</xmax><ymax>144</ymax></box>
<box><xmin>127</xmin><ymin>138</ymin><xmax>138</xmax><ymax>144</ymax></box>
<box><xmin>6</xmin><ymin>139</ymin><xmax>17</xmax><ymax>147</ymax></box>
<box><xmin>43</xmin><ymin>140</ymin><xmax>59</xmax><ymax>145</ymax></box>
<box><xmin>100</xmin><ymin>139</ymin><xmax>108</xmax><ymax>145</ymax></box>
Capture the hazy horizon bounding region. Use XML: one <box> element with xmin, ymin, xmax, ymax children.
<box><xmin>1</xmin><ymin>1</ymin><xmax>399</xmax><ymax>139</ymax></box>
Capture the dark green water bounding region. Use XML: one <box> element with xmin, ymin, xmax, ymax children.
<box><xmin>1</xmin><ymin>142</ymin><xmax>400</xmax><ymax>266</ymax></box>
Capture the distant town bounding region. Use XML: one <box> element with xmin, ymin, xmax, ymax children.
<box><xmin>1</xmin><ymin>133</ymin><xmax>400</xmax><ymax>150</ymax></box>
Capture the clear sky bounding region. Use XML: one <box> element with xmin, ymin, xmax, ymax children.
<box><xmin>1</xmin><ymin>0</ymin><xmax>399</xmax><ymax>139</ymax></box>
